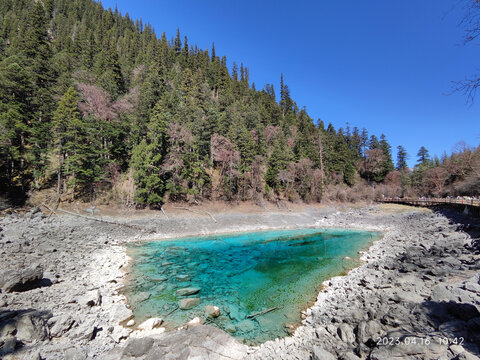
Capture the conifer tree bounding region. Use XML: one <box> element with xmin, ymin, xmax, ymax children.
<box><xmin>52</xmin><ymin>86</ymin><xmax>81</xmax><ymax>201</ymax></box>
<box><xmin>131</xmin><ymin>102</ymin><xmax>169</xmax><ymax>206</ymax></box>
<box><xmin>396</xmin><ymin>145</ymin><xmax>408</xmax><ymax>171</ymax></box>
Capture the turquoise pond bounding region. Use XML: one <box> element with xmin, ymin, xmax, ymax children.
<box><xmin>123</xmin><ymin>228</ymin><xmax>381</xmax><ymax>344</ymax></box>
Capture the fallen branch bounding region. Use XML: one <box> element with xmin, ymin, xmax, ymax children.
<box><xmin>166</xmin><ymin>305</ymin><xmax>179</xmax><ymax>316</ymax></box>
<box><xmin>40</xmin><ymin>203</ymin><xmax>57</xmax><ymax>219</ymax></box>
<box><xmin>55</xmin><ymin>207</ymin><xmax>141</xmax><ymax>230</ymax></box>
<box><xmin>160</xmin><ymin>206</ymin><xmax>169</xmax><ymax>219</ymax></box>
<box><xmin>247</xmin><ymin>307</ymin><xmax>279</xmax><ymax>319</ymax></box>
<box><xmin>172</xmin><ymin>206</ymin><xmax>216</xmax><ymax>222</ymax></box>
<box><xmin>202</xmin><ymin>210</ymin><xmax>217</xmax><ymax>223</ymax></box>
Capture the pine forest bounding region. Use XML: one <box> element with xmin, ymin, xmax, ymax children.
<box><xmin>0</xmin><ymin>0</ymin><xmax>479</xmax><ymax>207</ymax></box>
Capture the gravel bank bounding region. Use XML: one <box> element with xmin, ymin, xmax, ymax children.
<box><xmin>0</xmin><ymin>205</ymin><xmax>479</xmax><ymax>360</ymax></box>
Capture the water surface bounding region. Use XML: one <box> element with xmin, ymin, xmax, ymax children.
<box><xmin>124</xmin><ymin>228</ymin><xmax>380</xmax><ymax>344</ymax></box>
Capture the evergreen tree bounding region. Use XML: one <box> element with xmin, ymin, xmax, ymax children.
<box><xmin>417</xmin><ymin>146</ymin><xmax>430</xmax><ymax>164</ymax></box>
<box><xmin>23</xmin><ymin>0</ymin><xmax>55</xmax><ymax>187</ymax></box>
<box><xmin>396</xmin><ymin>145</ymin><xmax>408</xmax><ymax>171</ymax></box>
<box><xmin>378</xmin><ymin>134</ymin><xmax>394</xmax><ymax>180</ymax></box>
<box><xmin>52</xmin><ymin>86</ymin><xmax>81</xmax><ymax>201</ymax></box>
<box><xmin>0</xmin><ymin>56</ymin><xmax>32</xmax><ymax>201</ymax></box>
<box><xmin>131</xmin><ymin>102</ymin><xmax>169</xmax><ymax>206</ymax></box>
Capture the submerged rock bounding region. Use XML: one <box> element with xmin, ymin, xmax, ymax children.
<box><xmin>176</xmin><ymin>287</ymin><xmax>201</xmax><ymax>296</ymax></box>
<box><xmin>179</xmin><ymin>297</ymin><xmax>200</xmax><ymax>310</ymax></box>
<box><xmin>236</xmin><ymin>319</ymin><xmax>255</xmax><ymax>333</ymax></box>
<box><xmin>176</xmin><ymin>274</ymin><xmax>191</xmax><ymax>282</ymax></box>
<box><xmin>131</xmin><ymin>292</ymin><xmax>151</xmax><ymax>303</ymax></box>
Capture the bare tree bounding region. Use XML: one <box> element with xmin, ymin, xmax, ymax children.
<box><xmin>454</xmin><ymin>0</ymin><xmax>480</xmax><ymax>103</ymax></box>
<box><xmin>424</xmin><ymin>167</ymin><xmax>449</xmax><ymax>196</ymax></box>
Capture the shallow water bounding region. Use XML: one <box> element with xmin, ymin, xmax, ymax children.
<box><xmin>124</xmin><ymin>228</ymin><xmax>380</xmax><ymax>344</ymax></box>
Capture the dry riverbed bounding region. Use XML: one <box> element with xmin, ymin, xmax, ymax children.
<box><xmin>0</xmin><ymin>204</ymin><xmax>479</xmax><ymax>360</ymax></box>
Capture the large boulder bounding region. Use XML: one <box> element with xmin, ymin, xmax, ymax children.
<box><xmin>0</xmin><ymin>311</ymin><xmax>50</xmax><ymax>343</ymax></box>
<box><xmin>110</xmin><ymin>325</ymin><xmax>247</xmax><ymax>360</ymax></box>
<box><xmin>122</xmin><ymin>337</ymin><xmax>154</xmax><ymax>358</ymax></box>
<box><xmin>0</xmin><ymin>265</ymin><xmax>44</xmax><ymax>292</ymax></box>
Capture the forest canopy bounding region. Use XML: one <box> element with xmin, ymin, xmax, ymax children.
<box><xmin>0</xmin><ymin>0</ymin><xmax>478</xmax><ymax>207</ymax></box>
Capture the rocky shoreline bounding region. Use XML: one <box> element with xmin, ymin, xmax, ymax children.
<box><xmin>0</xmin><ymin>205</ymin><xmax>479</xmax><ymax>359</ymax></box>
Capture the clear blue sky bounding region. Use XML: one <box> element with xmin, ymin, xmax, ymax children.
<box><xmin>100</xmin><ymin>0</ymin><xmax>479</xmax><ymax>167</ymax></box>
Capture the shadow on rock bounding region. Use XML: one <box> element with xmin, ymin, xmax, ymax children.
<box><xmin>0</xmin><ymin>308</ymin><xmax>52</xmax><ymax>357</ymax></box>
<box><xmin>419</xmin><ymin>299</ymin><xmax>480</xmax><ymax>356</ymax></box>
<box><xmin>434</xmin><ymin>208</ymin><xmax>480</xmax><ymax>255</ymax></box>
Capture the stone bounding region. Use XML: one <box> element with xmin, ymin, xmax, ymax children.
<box><xmin>176</xmin><ymin>287</ymin><xmax>201</xmax><ymax>296</ymax></box>
<box><xmin>126</xmin><ymin>319</ymin><xmax>135</xmax><ymax>327</ymax></box>
<box><xmin>0</xmin><ymin>265</ymin><xmax>44</xmax><ymax>292</ymax></box>
<box><xmin>15</xmin><ymin>312</ymin><xmax>49</xmax><ymax>342</ymax></box>
<box><xmin>131</xmin><ymin>291</ymin><xmax>151</xmax><ymax>303</ymax></box>
<box><xmin>337</xmin><ymin>323</ymin><xmax>356</xmax><ymax>344</ymax></box>
<box><xmin>176</xmin><ymin>274</ymin><xmax>190</xmax><ymax>281</ymax></box>
<box><xmin>130</xmin><ymin>327</ymin><xmax>166</xmax><ymax>338</ymax></box>
<box><xmin>236</xmin><ymin>319</ymin><xmax>255</xmax><ymax>333</ymax></box>
<box><xmin>226</xmin><ymin>305</ymin><xmax>246</xmax><ymax>322</ymax></box>
<box><xmin>339</xmin><ymin>352</ymin><xmax>362</xmax><ymax>360</ymax></box>
<box><xmin>122</xmin><ymin>337</ymin><xmax>154</xmax><ymax>357</ymax></box>
<box><xmin>139</xmin><ymin>325</ymin><xmax>247</xmax><ymax>360</ymax></box>
<box><xmin>138</xmin><ymin>317</ymin><xmax>163</xmax><ymax>330</ymax></box>
<box><xmin>312</xmin><ymin>346</ymin><xmax>336</xmax><ymax>360</ymax></box>
<box><xmin>225</xmin><ymin>323</ymin><xmax>236</xmax><ymax>333</ymax></box>
<box><xmin>48</xmin><ymin>314</ymin><xmax>75</xmax><ymax>337</ymax></box>
<box><xmin>111</xmin><ymin>304</ymin><xmax>133</xmax><ymax>324</ymax></box>
<box><xmin>64</xmin><ymin>347</ymin><xmax>87</xmax><ymax>360</ymax></box>
<box><xmin>0</xmin><ymin>335</ymin><xmax>16</xmax><ymax>356</ymax></box>
<box><xmin>357</xmin><ymin>320</ymin><xmax>383</xmax><ymax>343</ymax></box>
<box><xmin>179</xmin><ymin>297</ymin><xmax>200</xmax><ymax>310</ymax></box>
<box><xmin>69</xmin><ymin>319</ymin><xmax>98</xmax><ymax>341</ymax></box>
<box><xmin>79</xmin><ymin>290</ymin><xmax>102</xmax><ymax>307</ymax></box>
<box><xmin>204</xmin><ymin>305</ymin><xmax>221</xmax><ymax>318</ymax></box>
<box><xmin>186</xmin><ymin>317</ymin><xmax>204</xmax><ymax>328</ymax></box>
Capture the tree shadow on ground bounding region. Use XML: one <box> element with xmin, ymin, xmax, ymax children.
<box><xmin>0</xmin><ymin>308</ymin><xmax>52</xmax><ymax>357</ymax></box>
<box><xmin>434</xmin><ymin>207</ymin><xmax>480</xmax><ymax>254</ymax></box>
<box><xmin>418</xmin><ymin>299</ymin><xmax>480</xmax><ymax>356</ymax></box>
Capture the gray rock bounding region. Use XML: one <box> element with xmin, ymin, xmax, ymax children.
<box><xmin>236</xmin><ymin>319</ymin><xmax>255</xmax><ymax>333</ymax></box>
<box><xmin>337</xmin><ymin>323</ymin><xmax>355</xmax><ymax>344</ymax></box>
<box><xmin>111</xmin><ymin>304</ymin><xmax>134</xmax><ymax>323</ymax></box>
<box><xmin>64</xmin><ymin>347</ymin><xmax>87</xmax><ymax>360</ymax></box>
<box><xmin>176</xmin><ymin>274</ymin><xmax>190</xmax><ymax>281</ymax></box>
<box><xmin>0</xmin><ymin>265</ymin><xmax>43</xmax><ymax>292</ymax></box>
<box><xmin>357</xmin><ymin>320</ymin><xmax>382</xmax><ymax>344</ymax></box>
<box><xmin>48</xmin><ymin>314</ymin><xmax>75</xmax><ymax>337</ymax></box>
<box><xmin>312</xmin><ymin>346</ymin><xmax>336</xmax><ymax>360</ymax></box>
<box><xmin>15</xmin><ymin>312</ymin><xmax>49</xmax><ymax>342</ymax></box>
<box><xmin>131</xmin><ymin>291</ymin><xmax>151</xmax><ymax>303</ymax></box>
<box><xmin>79</xmin><ymin>290</ymin><xmax>102</xmax><ymax>307</ymax></box>
<box><xmin>0</xmin><ymin>335</ymin><xmax>16</xmax><ymax>356</ymax></box>
<box><xmin>140</xmin><ymin>325</ymin><xmax>247</xmax><ymax>360</ymax></box>
<box><xmin>122</xmin><ymin>337</ymin><xmax>154</xmax><ymax>357</ymax></box>
<box><xmin>176</xmin><ymin>287</ymin><xmax>201</xmax><ymax>296</ymax></box>
<box><xmin>204</xmin><ymin>305</ymin><xmax>221</xmax><ymax>318</ymax></box>
<box><xmin>179</xmin><ymin>297</ymin><xmax>200</xmax><ymax>310</ymax></box>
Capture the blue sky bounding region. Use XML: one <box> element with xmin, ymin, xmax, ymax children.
<box><xmin>100</xmin><ymin>0</ymin><xmax>479</xmax><ymax>167</ymax></box>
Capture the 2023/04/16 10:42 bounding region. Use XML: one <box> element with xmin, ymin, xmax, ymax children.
<box><xmin>376</xmin><ymin>336</ymin><xmax>465</xmax><ymax>346</ymax></box>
